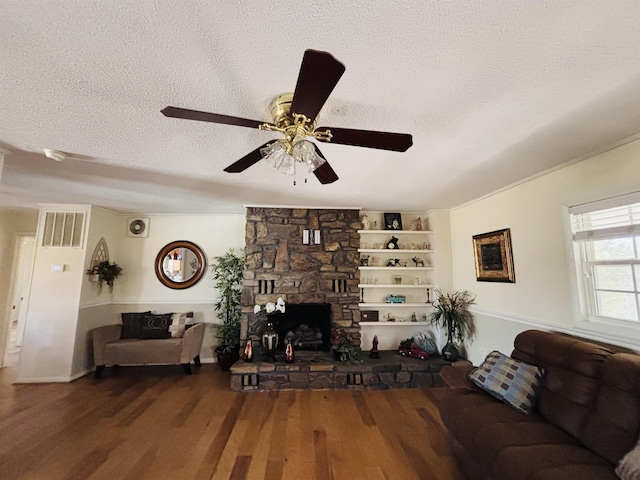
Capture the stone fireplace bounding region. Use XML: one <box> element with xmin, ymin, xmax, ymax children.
<box><xmin>231</xmin><ymin>207</ymin><xmax>452</xmax><ymax>392</ymax></box>
<box><xmin>240</xmin><ymin>207</ymin><xmax>361</xmax><ymax>353</ymax></box>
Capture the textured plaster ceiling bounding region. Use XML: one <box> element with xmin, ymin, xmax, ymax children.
<box><xmin>2</xmin><ymin>1</ymin><xmax>640</xmax><ymax>214</ymax></box>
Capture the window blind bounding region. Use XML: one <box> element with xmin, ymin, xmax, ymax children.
<box><xmin>570</xmin><ymin>196</ymin><xmax>640</xmax><ymax>241</ymax></box>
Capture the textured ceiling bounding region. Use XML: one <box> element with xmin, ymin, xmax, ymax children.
<box><xmin>2</xmin><ymin>1</ymin><xmax>640</xmax><ymax>214</ymax></box>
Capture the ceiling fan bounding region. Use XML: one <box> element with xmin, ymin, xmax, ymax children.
<box><xmin>161</xmin><ymin>49</ymin><xmax>413</xmax><ymax>184</ymax></box>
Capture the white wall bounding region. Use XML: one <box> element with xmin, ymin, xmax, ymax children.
<box><xmin>451</xmin><ymin>138</ymin><xmax>640</xmax><ymax>364</ymax></box>
<box><xmin>109</xmin><ymin>214</ymin><xmax>245</xmax><ymax>363</ymax></box>
<box><xmin>17</xmin><ymin>205</ymin><xmax>90</xmax><ymax>382</ymax></box>
<box><xmin>19</xmin><ymin>208</ymin><xmax>245</xmax><ymax>382</ymax></box>
<box><xmin>0</xmin><ymin>207</ymin><xmax>38</xmax><ymax>364</ymax></box>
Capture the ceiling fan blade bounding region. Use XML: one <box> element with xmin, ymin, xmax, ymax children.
<box><xmin>223</xmin><ymin>141</ymin><xmax>276</xmax><ymax>173</ymax></box>
<box><xmin>161</xmin><ymin>106</ymin><xmax>267</xmax><ymax>129</ymax></box>
<box><xmin>313</xmin><ymin>145</ymin><xmax>338</xmax><ymax>184</ymax></box>
<box><xmin>290</xmin><ymin>50</ymin><xmax>346</xmax><ymax>122</ymax></box>
<box><xmin>315</xmin><ymin>126</ymin><xmax>413</xmax><ymax>152</ymax></box>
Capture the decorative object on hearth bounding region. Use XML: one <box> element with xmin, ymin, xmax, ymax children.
<box><xmin>284</xmin><ymin>340</ymin><xmax>295</xmax><ymax>363</ymax></box>
<box><xmin>254</xmin><ymin>298</ymin><xmax>286</xmax><ymax>362</ymax></box>
<box><xmin>261</xmin><ymin>320</ymin><xmax>279</xmax><ymax>362</ymax></box>
<box><xmin>428</xmin><ymin>289</ymin><xmax>475</xmax><ymax>362</ymax></box>
<box><xmin>242</xmin><ymin>339</ymin><xmax>254</xmax><ymax>362</ymax></box>
<box><xmin>162</xmin><ymin>49</ymin><xmax>412</xmax><ymax>185</ymax></box>
<box><xmin>416</xmin><ymin>332</ymin><xmax>439</xmax><ymax>355</ymax></box>
<box><xmin>331</xmin><ymin>328</ymin><xmax>360</xmax><ymax>363</ymax></box>
<box><xmin>369</xmin><ymin>335</ymin><xmax>380</xmax><ymax>359</ymax></box>
<box><xmin>398</xmin><ymin>337</ymin><xmax>430</xmax><ymax>360</ymax></box>
<box><xmin>386</xmin><ymin>236</ymin><xmax>399</xmax><ymax>249</ymax></box>
<box><xmin>86</xmin><ymin>260</ymin><xmax>122</xmax><ymax>294</ymax></box>
<box><xmin>211</xmin><ymin>249</ymin><xmax>244</xmax><ymax>370</ymax></box>
<box><xmin>472</xmin><ymin>228</ymin><xmax>515</xmax><ymax>283</ymax></box>
<box><xmin>384</xmin><ymin>213</ymin><xmax>403</xmax><ymax>230</ymax></box>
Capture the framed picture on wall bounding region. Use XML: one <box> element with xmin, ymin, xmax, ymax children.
<box><xmin>384</xmin><ymin>213</ymin><xmax>403</xmax><ymax>230</ymax></box>
<box><xmin>472</xmin><ymin>228</ymin><xmax>515</xmax><ymax>283</ymax></box>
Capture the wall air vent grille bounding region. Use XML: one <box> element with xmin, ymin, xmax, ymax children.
<box><xmin>41</xmin><ymin>212</ymin><xmax>85</xmax><ymax>248</ymax></box>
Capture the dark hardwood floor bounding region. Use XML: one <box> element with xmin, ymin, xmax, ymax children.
<box><xmin>0</xmin><ymin>364</ymin><xmax>464</xmax><ymax>480</ymax></box>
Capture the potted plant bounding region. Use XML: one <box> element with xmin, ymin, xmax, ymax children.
<box><xmin>428</xmin><ymin>289</ymin><xmax>475</xmax><ymax>361</ymax></box>
<box><xmin>331</xmin><ymin>328</ymin><xmax>361</xmax><ymax>363</ymax></box>
<box><xmin>86</xmin><ymin>261</ymin><xmax>122</xmax><ymax>294</ymax></box>
<box><xmin>211</xmin><ymin>248</ymin><xmax>244</xmax><ymax>370</ymax></box>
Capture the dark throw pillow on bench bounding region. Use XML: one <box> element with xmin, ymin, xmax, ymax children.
<box><xmin>139</xmin><ymin>313</ymin><xmax>173</xmax><ymax>339</ymax></box>
<box><xmin>120</xmin><ymin>311</ymin><xmax>152</xmax><ymax>339</ymax></box>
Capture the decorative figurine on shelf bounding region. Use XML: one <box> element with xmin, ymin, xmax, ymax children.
<box><xmin>360</xmin><ymin>255</ymin><xmax>370</xmax><ymax>266</ymax></box>
<box><xmin>369</xmin><ymin>335</ymin><xmax>380</xmax><ymax>359</ymax></box>
<box><xmin>411</xmin><ymin>312</ymin><xmax>417</xmax><ymax>322</ymax></box>
<box><xmin>386</xmin><ymin>258</ymin><xmax>401</xmax><ymax>267</ymax></box>
<box><xmin>387</xmin><ymin>236</ymin><xmax>399</xmax><ymax>249</ymax></box>
<box><xmin>284</xmin><ymin>340</ymin><xmax>295</xmax><ymax>363</ymax></box>
<box><xmin>415</xmin><ymin>217</ymin><xmax>423</xmax><ymax>231</ymax></box>
<box><xmin>412</xmin><ymin>256</ymin><xmax>425</xmax><ymax>267</ymax></box>
<box><xmin>360</xmin><ymin>213</ymin><xmax>371</xmax><ymax>230</ymax></box>
<box><xmin>243</xmin><ymin>339</ymin><xmax>254</xmax><ymax>362</ymax></box>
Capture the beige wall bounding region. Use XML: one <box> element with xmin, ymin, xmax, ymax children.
<box><xmin>18</xmin><ymin>208</ymin><xmax>245</xmax><ymax>382</ymax></box>
<box><xmin>18</xmin><ymin>205</ymin><xmax>90</xmax><ymax>382</ymax></box>
<box><xmin>451</xmin><ymin>138</ymin><xmax>640</xmax><ymax>364</ymax></box>
<box><xmin>0</xmin><ymin>207</ymin><xmax>38</xmax><ymax>364</ymax></box>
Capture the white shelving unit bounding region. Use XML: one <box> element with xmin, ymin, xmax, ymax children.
<box><xmin>358</xmin><ymin>212</ymin><xmax>436</xmax><ymax>328</ymax></box>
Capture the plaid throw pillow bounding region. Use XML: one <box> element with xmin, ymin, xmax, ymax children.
<box><xmin>169</xmin><ymin>311</ymin><xmax>194</xmax><ymax>338</ymax></box>
<box><xmin>468</xmin><ymin>351</ymin><xmax>545</xmax><ymax>414</ymax></box>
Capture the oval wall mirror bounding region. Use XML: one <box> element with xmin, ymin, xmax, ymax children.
<box><xmin>155</xmin><ymin>240</ymin><xmax>207</xmax><ymax>289</ymax></box>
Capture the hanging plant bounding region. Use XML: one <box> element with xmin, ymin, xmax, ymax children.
<box><xmin>86</xmin><ymin>261</ymin><xmax>122</xmax><ymax>294</ymax></box>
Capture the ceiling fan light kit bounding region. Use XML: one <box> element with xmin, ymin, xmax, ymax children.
<box><xmin>161</xmin><ymin>49</ymin><xmax>413</xmax><ymax>184</ymax></box>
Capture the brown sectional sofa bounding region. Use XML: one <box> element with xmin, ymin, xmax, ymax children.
<box><xmin>439</xmin><ymin>329</ymin><xmax>640</xmax><ymax>480</ymax></box>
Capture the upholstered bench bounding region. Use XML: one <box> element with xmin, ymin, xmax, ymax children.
<box><xmin>92</xmin><ymin>311</ymin><xmax>205</xmax><ymax>378</ymax></box>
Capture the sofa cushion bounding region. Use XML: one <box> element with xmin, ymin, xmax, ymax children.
<box><xmin>103</xmin><ymin>338</ymin><xmax>183</xmax><ymax>365</ymax></box>
<box><xmin>512</xmin><ymin>330</ymin><xmax>640</xmax><ymax>464</ymax></box>
<box><xmin>169</xmin><ymin>311</ymin><xmax>194</xmax><ymax>338</ymax></box>
<box><xmin>139</xmin><ymin>313</ymin><xmax>173</xmax><ymax>339</ymax></box>
<box><xmin>469</xmin><ymin>350</ymin><xmax>545</xmax><ymax>414</ymax></box>
<box><xmin>440</xmin><ymin>391</ymin><xmax>618</xmax><ymax>480</ymax></box>
<box><xmin>120</xmin><ymin>311</ymin><xmax>152</xmax><ymax>339</ymax></box>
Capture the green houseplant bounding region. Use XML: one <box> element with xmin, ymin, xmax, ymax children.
<box><xmin>331</xmin><ymin>328</ymin><xmax>361</xmax><ymax>363</ymax></box>
<box><xmin>428</xmin><ymin>289</ymin><xmax>475</xmax><ymax>361</ymax></box>
<box><xmin>211</xmin><ymin>248</ymin><xmax>244</xmax><ymax>370</ymax></box>
<box><xmin>86</xmin><ymin>261</ymin><xmax>122</xmax><ymax>294</ymax></box>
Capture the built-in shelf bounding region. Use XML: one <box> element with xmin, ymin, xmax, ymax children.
<box><xmin>358</xmin><ymin>249</ymin><xmax>433</xmax><ymax>254</ymax></box>
<box><xmin>359</xmin><ymin>302</ymin><xmax>433</xmax><ymax>308</ymax></box>
<box><xmin>359</xmin><ymin>266</ymin><xmax>434</xmax><ymax>271</ymax></box>
<box><xmin>358</xmin><ymin>284</ymin><xmax>436</xmax><ymax>289</ymax></box>
<box><xmin>358</xmin><ymin>230</ymin><xmax>433</xmax><ymax>235</ymax></box>
<box><xmin>360</xmin><ymin>321</ymin><xmax>431</xmax><ymax>326</ymax></box>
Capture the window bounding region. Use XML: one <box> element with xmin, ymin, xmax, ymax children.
<box><xmin>570</xmin><ymin>195</ymin><xmax>640</xmax><ymax>324</ymax></box>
